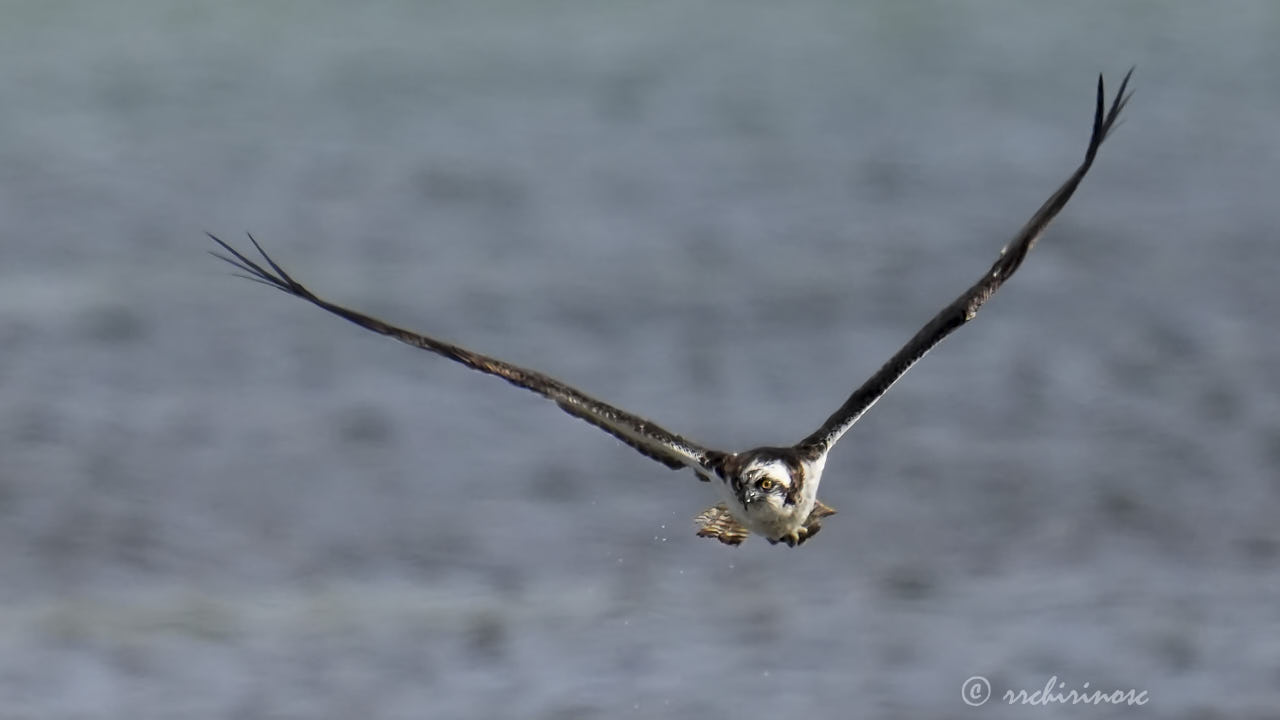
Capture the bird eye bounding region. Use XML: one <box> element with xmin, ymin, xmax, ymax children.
<box><xmin>758</xmin><ymin>478</ymin><xmax>774</xmax><ymax>491</ymax></box>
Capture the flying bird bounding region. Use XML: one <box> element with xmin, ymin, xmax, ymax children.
<box><xmin>211</xmin><ymin>70</ymin><xmax>1131</xmax><ymax>547</ymax></box>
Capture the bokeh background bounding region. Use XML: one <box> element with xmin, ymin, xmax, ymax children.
<box><xmin>2</xmin><ymin>2</ymin><xmax>1278</xmax><ymax>718</ymax></box>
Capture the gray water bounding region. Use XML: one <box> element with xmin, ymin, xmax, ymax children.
<box><xmin>2</xmin><ymin>2</ymin><xmax>1279</xmax><ymax>718</ymax></box>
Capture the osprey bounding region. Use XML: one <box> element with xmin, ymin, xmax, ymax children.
<box><xmin>211</xmin><ymin>71</ymin><xmax>1131</xmax><ymax>547</ymax></box>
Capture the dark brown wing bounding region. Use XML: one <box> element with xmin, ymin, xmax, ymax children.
<box><xmin>209</xmin><ymin>234</ymin><xmax>725</xmax><ymax>473</ymax></box>
<box><xmin>798</xmin><ymin>69</ymin><xmax>1133</xmax><ymax>456</ymax></box>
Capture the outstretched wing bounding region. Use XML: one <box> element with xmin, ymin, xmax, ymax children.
<box><xmin>798</xmin><ymin>69</ymin><xmax>1133</xmax><ymax>456</ymax></box>
<box><xmin>209</xmin><ymin>234</ymin><xmax>725</xmax><ymax>473</ymax></box>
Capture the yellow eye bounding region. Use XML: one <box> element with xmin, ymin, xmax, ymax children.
<box><xmin>758</xmin><ymin>478</ymin><xmax>774</xmax><ymax>491</ymax></box>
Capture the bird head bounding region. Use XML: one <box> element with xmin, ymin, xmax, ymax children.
<box><xmin>737</xmin><ymin>460</ymin><xmax>794</xmax><ymax>513</ymax></box>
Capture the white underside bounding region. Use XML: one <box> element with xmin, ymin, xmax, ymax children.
<box><xmin>711</xmin><ymin>453</ymin><xmax>827</xmax><ymax>540</ymax></box>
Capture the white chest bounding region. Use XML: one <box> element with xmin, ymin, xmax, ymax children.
<box><xmin>713</xmin><ymin>455</ymin><xmax>826</xmax><ymax>540</ymax></box>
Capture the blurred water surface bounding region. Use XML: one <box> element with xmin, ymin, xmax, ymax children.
<box><xmin>2</xmin><ymin>2</ymin><xmax>1279</xmax><ymax>718</ymax></box>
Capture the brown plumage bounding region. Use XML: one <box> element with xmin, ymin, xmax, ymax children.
<box><xmin>796</xmin><ymin>70</ymin><xmax>1132</xmax><ymax>455</ymax></box>
<box><xmin>211</xmin><ymin>69</ymin><xmax>1131</xmax><ymax>547</ymax></box>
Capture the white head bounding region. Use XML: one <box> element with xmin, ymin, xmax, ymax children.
<box><xmin>699</xmin><ymin>447</ymin><xmax>831</xmax><ymax>545</ymax></box>
<box><xmin>737</xmin><ymin>458</ymin><xmax>794</xmax><ymax>512</ymax></box>
<box><xmin>716</xmin><ymin>449</ymin><xmax>823</xmax><ymax>537</ymax></box>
